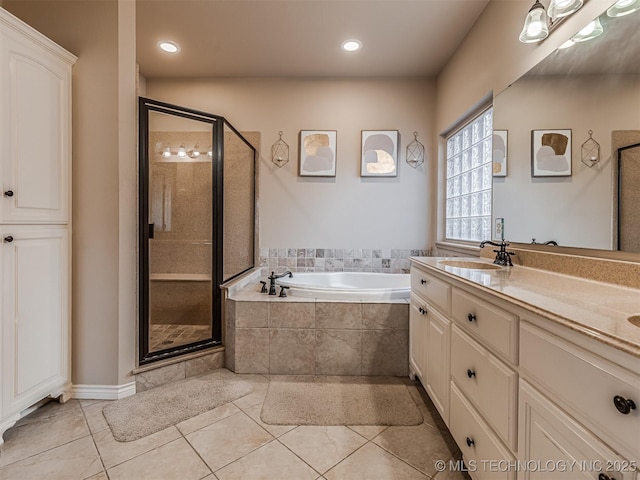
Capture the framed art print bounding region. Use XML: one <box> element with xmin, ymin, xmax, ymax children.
<box><xmin>531</xmin><ymin>129</ymin><xmax>572</xmax><ymax>177</ymax></box>
<box><xmin>492</xmin><ymin>130</ymin><xmax>508</xmax><ymax>177</ymax></box>
<box><xmin>361</xmin><ymin>130</ymin><xmax>399</xmax><ymax>177</ymax></box>
<box><xmin>299</xmin><ymin>130</ymin><xmax>337</xmax><ymax>177</ymax></box>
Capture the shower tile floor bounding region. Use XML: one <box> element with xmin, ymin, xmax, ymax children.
<box><xmin>149</xmin><ymin>324</ymin><xmax>211</xmax><ymax>352</ymax></box>
<box><xmin>0</xmin><ymin>374</ymin><xmax>471</xmax><ymax>480</ymax></box>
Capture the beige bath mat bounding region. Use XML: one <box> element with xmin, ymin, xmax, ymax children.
<box><xmin>261</xmin><ymin>375</ymin><xmax>422</xmax><ymax>426</ymax></box>
<box><xmin>103</xmin><ymin>368</ymin><xmax>252</xmax><ymax>442</ymax></box>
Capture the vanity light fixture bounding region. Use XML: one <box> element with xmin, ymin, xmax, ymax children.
<box><xmin>607</xmin><ymin>0</ymin><xmax>640</xmax><ymax>17</ymax></box>
<box><xmin>519</xmin><ymin>1</ymin><xmax>550</xmax><ymax>43</ymax></box>
<box><xmin>341</xmin><ymin>39</ymin><xmax>362</xmax><ymax>52</ymax></box>
<box><xmin>177</xmin><ymin>145</ymin><xmax>187</xmax><ymax>158</ymax></box>
<box><xmin>158</xmin><ymin>41</ymin><xmax>180</xmax><ymax>54</ymax></box>
<box><xmin>162</xmin><ymin>146</ymin><xmax>171</xmax><ymax>158</ymax></box>
<box><xmin>558</xmin><ymin>39</ymin><xmax>575</xmax><ymax>48</ymax></box>
<box><xmin>572</xmin><ymin>17</ymin><xmax>604</xmax><ymax>42</ymax></box>
<box><xmin>188</xmin><ymin>144</ymin><xmax>200</xmax><ymax>158</ymax></box>
<box><xmin>547</xmin><ymin>0</ymin><xmax>583</xmax><ymax>19</ymax></box>
<box><xmin>207</xmin><ymin>145</ymin><xmax>213</xmax><ymax>157</ymax></box>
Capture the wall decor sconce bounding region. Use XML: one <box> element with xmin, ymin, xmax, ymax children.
<box><xmin>519</xmin><ymin>0</ymin><xmax>584</xmax><ymax>43</ymax></box>
<box><xmin>581</xmin><ymin>130</ymin><xmax>600</xmax><ymax>167</ymax></box>
<box><xmin>406</xmin><ymin>132</ymin><xmax>425</xmax><ymax>168</ymax></box>
<box><xmin>271</xmin><ymin>131</ymin><xmax>289</xmax><ymax>168</ymax></box>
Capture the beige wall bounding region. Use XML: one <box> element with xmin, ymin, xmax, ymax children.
<box><xmin>4</xmin><ymin>0</ymin><xmax>137</xmax><ymax>386</ymax></box>
<box><xmin>146</xmin><ymin>78</ymin><xmax>435</xmax><ymax>250</ymax></box>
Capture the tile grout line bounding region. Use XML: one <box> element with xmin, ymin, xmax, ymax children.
<box><xmin>80</xmin><ymin>402</ymin><xmax>111</xmax><ymax>480</ymax></box>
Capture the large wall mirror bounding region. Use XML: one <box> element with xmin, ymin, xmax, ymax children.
<box><xmin>492</xmin><ymin>3</ymin><xmax>640</xmax><ymax>254</ymax></box>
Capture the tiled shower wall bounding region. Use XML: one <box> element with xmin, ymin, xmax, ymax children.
<box><xmin>259</xmin><ymin>248</ymin><xmax>431</xmax><ymax>275</ymax></box>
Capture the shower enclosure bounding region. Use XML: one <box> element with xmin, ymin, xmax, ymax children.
<box><xmin>138</xmin><ymin>98</ymin><xmax>256</xmax><ymax>364</ymax></box>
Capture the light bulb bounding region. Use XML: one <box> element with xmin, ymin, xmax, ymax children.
<box><xmin>341</xmin><ymin>39</ymin><xmax>362</xmax><ymax>52</ymax></box>
<box><xmin>162</xmin><ymin>146</ymin><xmax>171</xmax><ymax>158</ymax></box>
<box><xmin>177</xmin><ymin>145</ymin><xmax>186</xmax><ymax>157</ymax></box>
<box><xmin>158</xmin><ymin>41</ymin><xmax>180</xmax><ymax>53</ymax></box>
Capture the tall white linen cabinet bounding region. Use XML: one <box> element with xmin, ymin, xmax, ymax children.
<box><xmin>0</xmin><ymin>8</ymin><xmax>76</xmax><ymax>444</ymax></box>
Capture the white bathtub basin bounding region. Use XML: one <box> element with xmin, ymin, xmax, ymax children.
<box><xmin>276</xmin><ymin>272</ymin><xmax>410</xmax><ymax>300</ymax></box>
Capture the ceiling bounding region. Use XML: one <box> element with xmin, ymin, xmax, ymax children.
<box><xmin>136</xmin><ymin>0</ymin><xmax>490</xmax><ymax>79</ymax></box>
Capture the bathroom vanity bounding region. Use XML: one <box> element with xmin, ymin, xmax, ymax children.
<box><xmin>409</xmin><ymin>257</ymin><xmax>640</xmax><ymax>480</ymax></box>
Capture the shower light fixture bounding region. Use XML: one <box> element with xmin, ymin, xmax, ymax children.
<box><xmin>607</xmin><ymin>0</ymin><xmax>640</xmax><ymax>17</ymax></box>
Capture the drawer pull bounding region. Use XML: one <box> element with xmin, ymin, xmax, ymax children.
<box><xmin>3</xmin><ymin>236</ymin><xmax>13</xmax><ymax>243</ymax></box>
<box><xmin>598</xmin><ymin>474</ymin><xmax>614</xmax><ymax>480</ymax></box>
<box><xmin>466</xmin><ymin>369</ymin><xmax>476</xmax><ymax>378</ymax></box>
<box><xmin>613</xmin><ymin>395</ymin><xmax>636</xmax><ymax>415</ymax></box>
<box><xmin>420</xmin><ymin>278</ymin><xmax>428</xmax><ymax>285</ymax></box>
<box><xmin>4</xmin><ymin>190</ymin><xmax>14</xmax><ymax>197</ymax></box>
<box><xmin>467</xmin><ymin>313</ymin><xmax>476</xmax><ymax>322</ymax></box>
<box><xmin>418</xmin><ymin>307</ymin><xmax>427</xmax><ymax>315</ymax></box>
<box><xmin>465</xmin><ymin>437</ymin><xmax>475</xmax><ymax>447</ymax></box>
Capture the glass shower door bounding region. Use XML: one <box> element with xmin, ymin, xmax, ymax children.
<box><xmin>139</xmin><ymin>98</ymin><xmax>221</xmax><ymax>363</ymax></box>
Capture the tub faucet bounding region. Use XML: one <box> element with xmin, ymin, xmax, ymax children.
<box><xmin>532</xmin><ymin>238</ymin><xmax>558</xmax><ymax>246</ymax></box>
<box><xmin>479</xmin><ymin>240</ymin><xmax>516</xmax><ymax>267</ymax></box>
<box><xmin>267</xmin><ymin>271</ymin><xmax>292</xmax><ymax>295</ymax></box>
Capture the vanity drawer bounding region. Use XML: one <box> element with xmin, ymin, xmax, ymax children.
<box><xmin>451</xmin><ymin>288</ymin><xmax>518</xmax><ymax>363</ymax></box>
<box><xmin>450</xmin><ymin>382</ymin><xmax>516</xmax><ymax>480</ymax></box>
<box><xmin>521</xmin><ymin>321</ymin><xmax>640</xmax><ymax>461</ymax></box>
<box><xmin>411</xmin><ymin>266</ymin><xmax>450</xmax><ymax>314</ymax></box>
<box><xmin>451</xmin><ymin>325</ymin><xmax>517</xmax><ymax>450</ymax></box>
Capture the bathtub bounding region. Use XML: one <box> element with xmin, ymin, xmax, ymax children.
<box><xmin>276</xmin><ymin>272</ymin><xmax>410</xmax><ymax>300</ymax></box>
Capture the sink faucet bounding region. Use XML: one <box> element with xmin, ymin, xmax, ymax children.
<box><xmin>479</xmin><ymin>240</ymin><xmax>516</xmax><ymax>267</ymax></box>
<box><xmin>266</xmin><ymin>270</ymin><xmax>292</xmax><ymax>295</ymax></box>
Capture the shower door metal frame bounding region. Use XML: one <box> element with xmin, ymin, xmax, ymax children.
<box><xmin>138</xmin><ymin>97</ymin><xmax>256</xmax><ymax>365</ymax></box>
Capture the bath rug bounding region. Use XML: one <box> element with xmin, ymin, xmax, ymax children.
<box><xmin>261</xmin><ymin>375</ymin><xmax>422</xmax><ymax>426</ymax></box>
<box><xmin>103</xmin><ymin>368</ymin><xmax>252</xmax><ymax>442</ymax></box>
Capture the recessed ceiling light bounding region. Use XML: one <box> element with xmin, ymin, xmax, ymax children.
<box><xmin>341</xmin><ymin>39</ymin><xmax>362</xmax><ymax>52</ymax></box>
<box><xmin>158</xmin><ymin>41</ymin><xmax>180</xmax><ymax>54</ymax></box>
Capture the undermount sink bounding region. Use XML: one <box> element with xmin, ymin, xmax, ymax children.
<box><xmin>438</xmin><ymin>260</ymin><xmax>502</xmax><ymax>270</ymax></box>
<box><xmin>629</xmin><ymin>315</ymin><xmax>640</xmax><ymax>328</ymax></box>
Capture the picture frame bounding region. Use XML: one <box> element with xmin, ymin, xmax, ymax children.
<box><xmin>492</xmin><ymin>130</ymin><xmax>508</xmax><ymax>177</ymax></box>
<box><xmin>361</xmin><ymin>130</ymin><xmax>399</xmax><ymax>177</ymax></box>
<box><xmin>299</xmin><ymin>130</ymin><xmax>337</xmax><ymax>177</ymax></box>
<box><xmin>531</xmin><ymin>129</ymin><xmax>572</xmax><ymax>177</ymax></box>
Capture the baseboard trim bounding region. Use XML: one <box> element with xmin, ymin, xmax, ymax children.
<box><xmin>72</xmin><ymin>382</ymin><xmax>136</xmax><ymax>400</ymax></box>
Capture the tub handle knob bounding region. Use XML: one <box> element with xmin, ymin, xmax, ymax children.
<box><xmin>279</xmin><ymin>286</ymin><xmax>290</xmax><ymax>298</ymax></box>
<box><xmin>259</xmin><ymin>281</ymin><xmax>268</xmax><ymax>293</ymax></box>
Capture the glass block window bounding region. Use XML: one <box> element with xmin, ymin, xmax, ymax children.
<box><xmin>445</xmin><ymin>107</ymin><xmax>493</xmax><ymax>242</ymax></box>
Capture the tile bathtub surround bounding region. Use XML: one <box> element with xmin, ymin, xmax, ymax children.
<box><xmin>226</xmin><ymin>295</ymin><xmax>409</xmax><ymax>376</ymax></box>
<box><xmin>259</xmin><ymin>248</ymin><xmax>431</xmax><ymax>275</ymax></box>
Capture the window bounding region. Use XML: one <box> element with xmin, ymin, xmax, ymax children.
<box><xmin>445</xmin><ymin>107</ymin><xmax>493</xmax><ymax>243</ymax></box>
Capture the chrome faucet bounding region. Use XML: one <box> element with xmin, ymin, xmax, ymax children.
<box><xmin>266</xmin><ymin>271</ymin><xmax>292</xmax><ymax>295</ymax></box>
<box><xmin>479</xmin><ymin>240</ymin><xmax>516</xmax><ymax>267</ymax></box>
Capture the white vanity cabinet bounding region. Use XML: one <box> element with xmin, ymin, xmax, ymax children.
<box><xmin>409</xmin><ymin>258</ymin><xmax>639</xmax><ymax>480</ymax></box>
<box><xmin>0</xmin><ymin>8</ymin><xmax>75</xmax><ymax>445</ymax></box>
<box><xmin>409</xmin><ymin>266</ymin><xmax>451</xmax><ymax>423</ymax></box>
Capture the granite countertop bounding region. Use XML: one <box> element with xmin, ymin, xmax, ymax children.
<box><xmin>410</xmin><ymin>256</ymin><xmax>640</xmax><ymax>359</ymax></box>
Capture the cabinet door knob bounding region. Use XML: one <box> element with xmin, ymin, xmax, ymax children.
<box><xmin>418</xmin><ymin>307</ymin><xmax>427</xmax><ymax>315</ymax></box>
<box><xmin>613</xmin><ymin>395</ymin><xmax>636</xmax><ymax>415</ymax></box>
<box><xmin>420</xmin><ymin>278</ymin><xmax>428</xmax><ymax>285</ymax></box>
<box><xmin>599</xmin><ymin>474</ymin><xmax>614</xmax><ymax>480</ymax></box>
<box><xmin>3</xmin><ymin>236</ymin><xmax>13</xmax><ymax>243</ymax></box>
<box><xmin>466</xmin><ymin>437</ymin><xmax>475</xmax><ymax>447</ymax></box>
<box><xmin>467</xmin><ymin>369</ymin><xmax>476</xmax><ymax>378</ymax></box>
<box><xmin>4</xmin><ymin>190</ymin><xmax>14</xmax><ymax>197</ymax></box>
<box><xmin>468</xmin><ymin>313</ymin><xmax>476</xmax><ymax>322</ymax></box>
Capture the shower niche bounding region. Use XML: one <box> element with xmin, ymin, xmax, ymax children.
<box><xmin>139</xmin><ymin>98</ymin><xmax>256</xmax><ymax>364</ymax></box>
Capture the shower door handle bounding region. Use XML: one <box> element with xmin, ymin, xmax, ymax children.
<box><xmin>148</xmin><ymin>223</ymin><xmax>155</xmax><ymax>239</ymax></box>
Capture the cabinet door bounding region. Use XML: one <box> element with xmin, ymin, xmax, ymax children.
<box><xmin>518</xmin><ymin>380</ymin><xmax>635</xmax><ymax>480</ymax></box>
<box><xmin>409</xmin><ymin>294</ymin><xmax>427</xmax><ymax>381</ymax></box>
<box><xmin>1</xmin><ymin>226</ymin><xmax>70</xmax><ymax>416</ymax></box>
<box><xmin>425</xmin><ymin>308</ymin><xmax>450</xmax><ymax>424</ymax></box>
<box><xmin>0</xmin><ymin>25</ymin><xmax>72</xmax><ymax>224</ymax></box>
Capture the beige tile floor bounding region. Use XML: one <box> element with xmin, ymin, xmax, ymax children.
<box><xmin>149</xmin><ymin>324</ymin><xmax>212</xmax><ymax>352</ymax></box>
<box><xmin>0</xmin><ymin>374</ymin><xmax>471</xmax><ymax>480</ymax></box>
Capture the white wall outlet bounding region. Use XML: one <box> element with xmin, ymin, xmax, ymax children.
<box><xmin>495</xmin><ymin>218</ymin><xmax>504</xmax><ymax>239</ymax></box>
